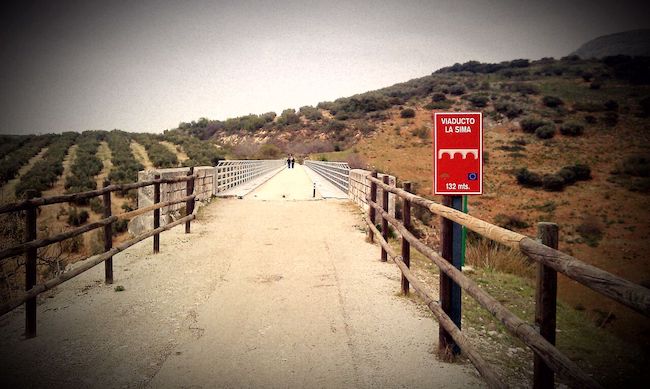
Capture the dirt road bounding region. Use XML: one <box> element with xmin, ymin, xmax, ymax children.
<box><xmin>0</xmin><ymin>165</ymin><xmax>484</xmax><ymax>388</ymax></box>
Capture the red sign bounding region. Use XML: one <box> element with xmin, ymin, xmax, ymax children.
<box><xmin>433</xmin><ymin>112</ymin><xmax>483</xmax><ymax>195</ymax></box>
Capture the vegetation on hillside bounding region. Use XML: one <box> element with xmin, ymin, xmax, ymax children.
<box><xmin>14</xmin><ymin>132</ymin><xmax>78</xmax><ymax>198</ymax></box>
<box><xmin>106</xmin><ymin>130</ymin><xmax>143</xmax><ymax>185</ymax></box>
<box><xmin>131</xmin><ymin>133</ymin><xmax>178</xmax><ymax>168</ymax></box>
<box><xmin>0</xmin><ymin>135</ymin><xmax>53</xmax><ymax>184</ymax></box>
<box><xmin>64</xmin><ymin>131</ymin><xmax>105</xmax><ymax>201</ymax></box>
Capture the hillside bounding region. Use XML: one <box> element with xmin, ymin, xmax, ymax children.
<box><xmin>572</xmin><ymin>29</ymin><xmax>650</xmax><ymax>59</ymax></box>
<box><xmin>171</xmin><ymin>55</ymin><xmax>650</xmax><ymax>345</ymax></box>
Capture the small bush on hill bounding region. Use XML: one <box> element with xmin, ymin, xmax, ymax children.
<box><xmin>584</xmin><ymin>115</ymin><xmax>597</xmax><ymax>124</ymax></box>
<box><xmin>557</xmin><ymin>167</ymin><xmax>577</xmax><ymax>185</ymax></box>
<box><xmin>542</xmin><ymin>174</ymin><xmax>566</xmax><ymax>191</ymax></box>
<box><xmin>494</xmin><ymin>101</ymin><xmax>522</xmax><ymax>118</ymax></box>
<box><xmin>559</xmin><ymin>122</ymin><xmax>584</xmax><ymax>136</ymax></box>
<box><xmin>535</xmin><ymin>124</ymin><xmax>556</xmax><ymax>139</ymax></box>
<box><xmin>467</xmin><ymin>94</ymin><xmax>489</xmax><ymax>108</ymax></box>
<box><xmin>67</xmin><ymin>208</ymin><xmax>89</xmax><ymax>226</ymax></box>
<box><xmin>619</xmin><ymin>155</ymin><xmax>650</xmax><ymax>177</ymax></box>
<box><xmin>604</xmin><ymin>100</ymin><xmax>619</xmax><ymax>111</ymax></box>
<box><xmin>432</xmin><ymin>93</ymin><xmax>446</xmax><ymax>102</ymax></box>
<box><xmin>400</xmin><ymin>108</ymin><xmax>415</xmax><ymax>118</ymax></box>
<box><xmin>410</xmin><ymin>126</ymin><xmax>430</xmax><ymax>140</ymax></box>
<box><xmin>449</xmin><ymin>85</ymin><xmax>466</xmax><ymax>96</ymax></box>
<box><xmin>516</xmin><ymin>168</ymin><xmax>542</xmax><ymax>187</ymax></box>
<box><xmin>576</xmin><ymin>215</ymin><xmax>603</xmax><ymax>247</ymax></box>
<box><xmin>564</xmin><ymin>164</ymin><xmax>592</xmax><ymax>181</ymax></box>
<box><xmin>520</xmin><ymin>117</ymin><xmax>550</xmax><ymax>133</ymax></box>
<box><xmin>542</xmin><ymin>95</ymin><xmax>564</xmax><ymax>108</ymax></box>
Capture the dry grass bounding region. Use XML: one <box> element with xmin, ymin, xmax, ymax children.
<box><xmin>465</xmin><ymin>237</ymin><xmax>533</xmax><ymax>279</ymax></box>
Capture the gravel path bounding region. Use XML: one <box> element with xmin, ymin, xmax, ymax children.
<box><xmin>0</xmin><ymin>166</ymin><xmax>484</xmax><ymax>388</ymax></box>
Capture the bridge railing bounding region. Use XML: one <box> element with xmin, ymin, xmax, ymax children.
<box><xmin>215</xmin><ymin>159</ymin><xmax>285</xmax><ymax>194</ymax></box>
<box><xmin>303</xmin><ymin>160</ymin><xmax>350</xmax><ymax>193</ymax></box>
<box><xmin>365</xmin><ymin>171</ymin><xmax>650</xmax><ymax>389</ymax></box>
<box><xmin>0</xmin><ymin>168</ymin><xmax>201</xmax><ymax>338</ymax></box>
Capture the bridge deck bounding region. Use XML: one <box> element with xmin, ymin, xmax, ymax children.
<box><xmin>0</xmin><ymin>169</ymin><xmax>483</xmax><ymax>388</ymax></box>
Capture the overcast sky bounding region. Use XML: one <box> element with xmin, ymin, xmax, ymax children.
<box><xmin>0</xmin><ymin>0</ymin><xmax>648</xmax><ymax>135</ymax></box>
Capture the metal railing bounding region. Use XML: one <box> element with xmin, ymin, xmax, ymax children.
<box><xmin>303</xmin><ymin>160</ymin><xmax>350</xmax><ymax>193</ymax></box>
<box><xmin>215</xmin><ymin>160</ymin><xmax>285</xmax><ymax>193</ymax></box>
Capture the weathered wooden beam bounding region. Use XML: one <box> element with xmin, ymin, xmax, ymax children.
<box><xmin>367</xmin><ymin>199</ymin><xmax>601</xmax><ymax>389</ymax></box>
<box><xmin>153</xmin><ymin>174</ymin><xmax>160</xmax><ymax>254</ymax></box>
<box><xmin>381</xmin><ymin>175</ymin><xmax>389</xmax><ymax>262</ymax></box>
<box><xmin>368</xmin><ymin>171</ymin><xmax>378</xmax><ymax>243</ymax></box>
<box><xmin>534</xmin><ymin>223</ymin><xmax>558</xmax><ymax>389</ymax></box>
<box><xmin>401</xmin><ymin>182</ymin><xmax>411</xmax><ymax>296</ymax></box>
<box><xmin>103</xmin><ymin>180</ymin><xmax>113</xmax><ymax>284</ymax></box>
<box><xmin>520</xmin><ymin>237</ymin><xmax>650</xmax><ymax>317</ymax></box>
<box><xmin>0</xmin><ymin>174</ymin><xmax>198</xmax><ymax>214</ymax></box>
<box><xmin>367</xmin><ymin>174</ymin><xmax>650</xmax><ymax>318</ymax></box>
<box><xmin>364</xmin><ymin>215</ymin><xmax>506</xmax><ymax>389</ymax></box>
<box><xmin>25</xmin><ymin>189</ymin><xmax>37</xmax><ymax>338</ymax></box>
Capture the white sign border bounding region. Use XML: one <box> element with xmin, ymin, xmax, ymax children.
<box><xmin>433</xmin><ymin>111</ymin><xmax>483</xmax><ymax>196</ymax></box>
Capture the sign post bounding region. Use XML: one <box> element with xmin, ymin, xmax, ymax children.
<box><xmin>433</xmin><ymin>112</ymin><xmax>482</xmax><ymax>356</ymax></box>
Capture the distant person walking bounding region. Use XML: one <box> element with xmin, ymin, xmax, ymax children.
<box><xmin>290</xmin><ymin>156</ymin><xmax>295</xmax><ymax>169</ymax></box>
<box><xmin>287</xmin><ymin>154</ymin><xmax>292</xmax><ymax>169</ymax></box>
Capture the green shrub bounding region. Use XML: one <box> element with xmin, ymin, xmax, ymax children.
<box><xmin>535</xmin><ymin>125</ymin><xmax>556</xmax><ymax>139</ymax></box>
<box><xmin>559</xmin><ymin>122</ymin><xmax>584</xmax><ymax>136</ymax></box>
<box><xmin>542</xmin><ymin>95</ymin><xmax>564</xmax><ymax>108</ymax></box>
<box><xmin>467</xmin><ymin>94</ymin><xmax>489</xmax><ymax>108</ymax></box>
<box><xmin>67</xmin><ymin>208</ymin><xmax>89</xmax><ymax>226</ymax></box>
<box><xmin>494</xmin><ymin>101</ymin><xmax>522</xmax><ymax>118</ymax></box>
<box><xmin>520</xmin><ymin>117</ymin><xmax>549</xmax><ymax>133</ymax></box>
<box><xmin>431</xmin><ymin>93</ymin><xmax>446</xmax><ymax>102</ymax></box>
<box><xmin>449</xmin><ymin>85</ymin><xmax>466</xmax><ymax>96</ymax></box>
<box><xmin>516</xmin><ymin>168</ymin><xmax>542</xmax><ymax>187</ymax></box>
<box><xmin>89</xmin><ymin>198</ymin><xmax>104</xmax><ymax>214</ymax></box>
<box><xmin>563</xmin><ymin>164</ymin><xmax>591</xmax><ymax>181</ymax></box>
<box><xmin>400</xmin><ymin>108</ymin><xmax>416</xmax><ymax>118</ymax></box>
<box><xmin>112</xmin><ymin>219</ymin><xmax>129</xmax><ymax>235</ymax></box>
<box><xmin>277</xmin><ymin>109</ymin><xmax>301</xmax><ymax>126</ymax></box>
<box><xmin>410</xmin><ymin>126</ymin><xmax>430</xmax><ymax>140</ymax></box>
<box><xmin>557</xmin><ymin>167</ymin><xmax>577</xmax><ymax>184</ymax></box>
<box><xmin>542</xmin><ymin>174</ymin><xmax>566</xmax><ymax>191</ymax></box>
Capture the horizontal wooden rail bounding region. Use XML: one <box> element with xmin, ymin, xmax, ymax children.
<box><xmin>365</xmin><ymin>215</ymin><xmax>506</xmax><ymax>389</ymax></box>
<box><xmin>367</xmin><ymin>175</ymin><xmax>650</xmax><ymax>317</ymax></box>
<box><xmin>0</xmin><ymin>174</ymin><xmax>198</xmax><ymax>214</ymax></box>
<box><xmin>0</xmin><ymin>195</ymin><xmax>194</xmax><ymax>261</ymax></box>
<box><xmin>367</xmin><ymin>199</ymin><xmax>600</xmax><ymax>389</ymax></box>
<box><xmin>0</xmin><ymin>212</ymin><xmax>196</xmax><ymax>317</ymax></box>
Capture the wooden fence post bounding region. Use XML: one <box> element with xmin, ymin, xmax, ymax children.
<box><xmin>25</xmin><ymin>189</ymin><xmax>37</xmax><ymax>338</ymax></box>
<box><xmin>381</xmin><ymin>175</ymin><xmax>389</xmax><ymax>262</ymax></box>
<box><xmin>103</xmin><ymin>180</ymin><xmax>113</xmax><ymax>284</ymax></box>
<box><xmin>368</xmin><ymin>171</ymin><xmax>377</xmax><ymax>243</ymax></box>
<box><xmin>401</xmin><ymin>182</ymin><xmax>411</xmax><ymax>295</ymax></box>
<box><xmin>185</xmin><ymin>167</ymin><xmax>194</xmax><ymax>234</ymax></box>
<box><xmin>534</xmin><ymin>222</ymin><xmax>558</xmax><ymax>389</ymax></box>
<box><xmin>153</xmin><ymin>174</ymin><xmax>160</xmax><ymax>254</ymax></box>
<box><xmin>439</xmin><ymin>196</ymin><xmax>455</xmax><ymax>355</ymax></box>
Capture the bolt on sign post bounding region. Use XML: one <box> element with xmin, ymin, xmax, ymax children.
<box><xmin>433</xmin><ymin>112</ymin><xmax>483</xmax><ymax>355</ymax></box>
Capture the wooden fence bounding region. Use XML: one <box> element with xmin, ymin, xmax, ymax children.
<box><xmin>0</xmin><ymin>167</ymin><xmax>199</xmax><ymax>338</ymax></box>
<box><xmin>365</xmin><ymin>171</ymin><xmax>650</xmax><ymax>389</ymax></box>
